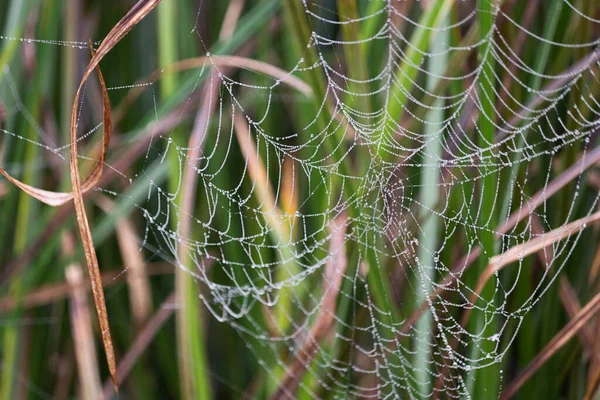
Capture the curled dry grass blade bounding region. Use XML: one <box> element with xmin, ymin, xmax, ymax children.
<box><xmin>501</xmin><ymin>291</ymin><xmax>600</xmax><ymax>399</ymax></box>
<box><xmin>0</xmin><ymin>86</ymin><xmax>200</xmax><ymax>285</ymax></box>
<box><xmin>270</xmin><ymin>215</ymin><xmax>348</xmax><ymax>399</ymax></box>
<box><xmin>0</xmin><ymin>0</ymin><xmax>164</xmax><ymax>390</ymax></box>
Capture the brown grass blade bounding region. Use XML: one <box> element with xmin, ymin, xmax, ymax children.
<box><xmin>0</xmin><ymin>262</ymin><xmax>172</xmax><ymax>314</ymax></box>
<box><xmin>234</xmin><ymin>112</ymin><xmax>284</xmax><ymax>235</ymax></box>
<box><xmin>66</xmin><ymin>264</ymin><xmax>103</xmax><ymax>400</ymax></box>
<box><xmin>586</xmin><ymin>366</ymin><xmax>600</xmax><ymax>400</ymax></box>
<box><xmin>503</xmin><ymin>146</ymin><xmax>600</xmax><ymax>231</ymax></box>
<box><xmin>587</xmin><ymin>246</ymin><xmax>600</xmax><ymax>398</ymax></box>
<box><xmin>101</xmin><ymin>292</ymin><xmax>176</xmax><ymax>400</ymax></box>
<box><xmin>432</xmin><ymin>210</ymin><xmax>600</xmax><ymax>392</ymax></box>
<box><xmin>114</xmin><ymin>55</ymin><xmax>311</xmax><ymax>125</ymax></box>
<box><xmin>0</xmin><ymin>83</ymin><xmax>200</xmax><ymax>286</ymax></box>
<box><xmin>501</xmin><ymin>291</ymin><xmax>600</xmax><ymax>399</ymax></box>
<box><xmin>589</xmin><ymin>233</ymin><xmax>600</xmax><ymax>283</ymax></box>
<box><xmin>465</xmin><ymin>210</ymin><xmax>600</xmax><ymax>325</ymax></box>
<box><xmin>96</xmin><ymin>196</ymin><xmax>152</xmax><ymax>328</ymax></box>
<box><xmin>498</xmin><ymin>48</ymin><xmax>600</xmax><ymax>142</ymax></box>
<box><xmin>219</xmin><ymin>0</ymin><xmax>245</xmax><ymax>42</ymax></box>
<box><xmin>270</xmin><ymin>215</ymin><xmax>348</xmax><ymax>399</ymax></box>
<box><xmin>490</xmin><ymin>210</ymin><xmax>600</xmax><ymax>275</ymax></box>
<box><xmin>559</xmin><ymin>277</ymin><xmax>595</xmax><ymax>354</ymax></box>
<box><xmin>280</xmin><ymin>155</ymin><xmax>298</xmax><ymax>217</ymax></box>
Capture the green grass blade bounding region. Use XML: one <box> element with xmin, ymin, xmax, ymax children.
<box><xmin>414</xmin><ymin>14</ymin><xmax>448</xmax><ymax>397</ymax></box>
<box><xmin>157</xmin><ymin>1</ymin><xmax>212</xmax><ymax>399</ymax></box>
<box><xmin>468</xmin><ymin>0</ymin><xmax>499</xmax><ymax>397</ymax></box>
<box><xmin>383</xmin><ymin>0</ymin><xmax>454</xmax><ymax>158</ymax></box>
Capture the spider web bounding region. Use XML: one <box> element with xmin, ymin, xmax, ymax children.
<box><xmin>2</xmin><ymin>0</ymin><xmax>600</xmax><ymax>398</ymax></box>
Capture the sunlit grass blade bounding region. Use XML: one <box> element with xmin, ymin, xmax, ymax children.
<box><xmin>414</xmin><ymin>13</ymin><xmax>447</xmax><ymax>396</ymax></box>
<box><xmin>383</xmin><ymin>0</ymin><xmax>454</xmax><ymax>147</ymax></box>
<box><xmin>157</xmin><ymin>1</ymin><xmax>212</xmax><ymax>397</ymax></box>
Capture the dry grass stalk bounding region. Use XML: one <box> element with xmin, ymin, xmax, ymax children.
<box><xmin>96</xmin><ymin>196</ymin><xmax>152</xmax><ymax>328</ymax></box>
<box><xmin>234</xmin><ymin>112</ymin><xmax>288</xmax><ymax>237</ymax></box>
<box><xmin>114</xmin><ymin>55</ymin><xmax>311</xmax><ymax>125</ymax></box>
<box><xmin>0</xmin><ymin>262</ymin><xmax>172</xmax><ymax>313</ymax></box>
<box><xmin>432</xmin><ymin>211</ymin><xmax>600</xmax><ymax>392</ymax></box>
<box><xmin>464</xmin><ymin>210</ymin><xmax>600</xmax><ymax>326</ymax></box>
<box><xmin>66</xmin><ymin>264</ymin><xmax>103</xmax><ymax>400</ymax></box>
<box><xmin>219</xmin><ymin>0</ymin><xmax>245</xmax><ymax>42</ymax></box>
<box><xmin>559</xmin><ymin>277</ymin><xmax>596</xmax><ymax>354</ymax></box>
